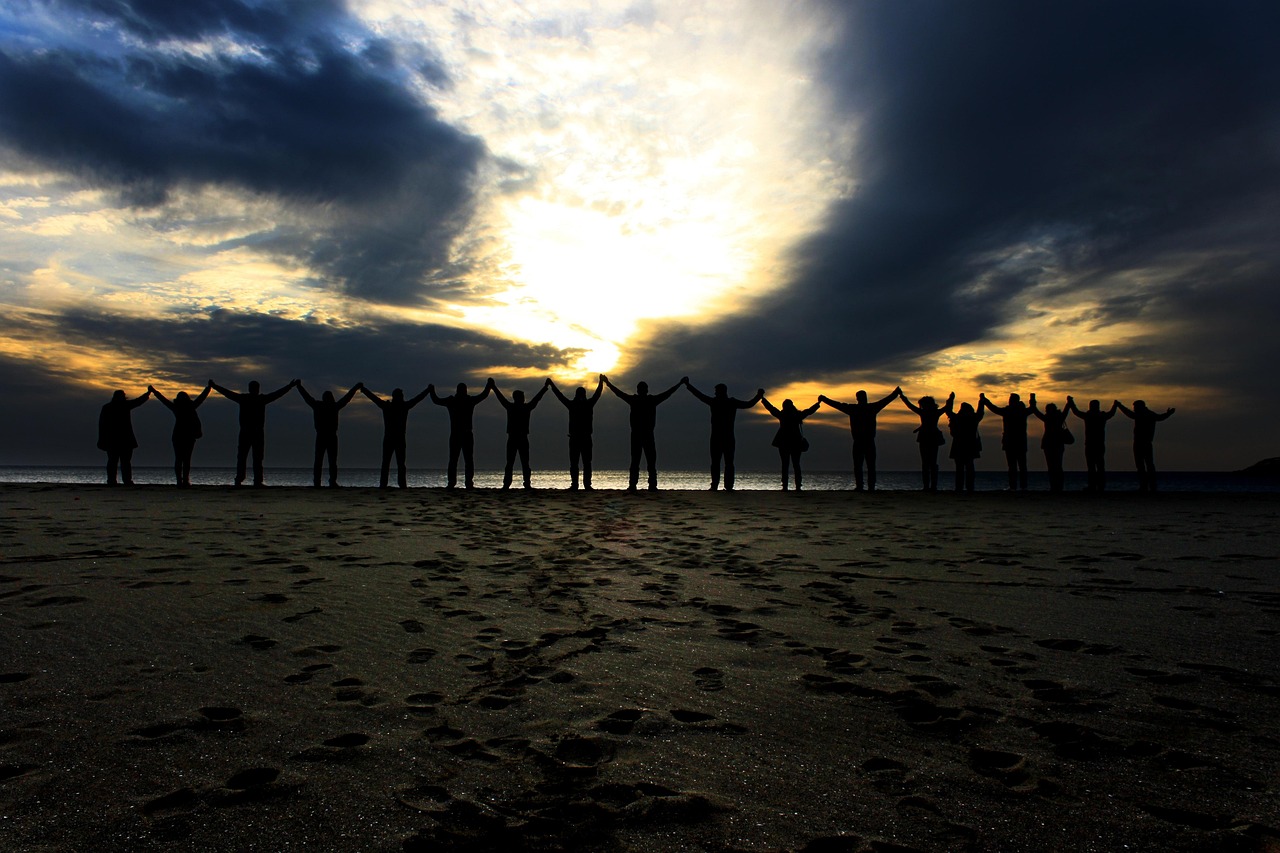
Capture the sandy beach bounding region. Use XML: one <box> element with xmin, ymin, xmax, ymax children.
<box><xmin>1</xmin><ymin>485</ymin><xmax>1277</xmax><ymax>852</ymax></box>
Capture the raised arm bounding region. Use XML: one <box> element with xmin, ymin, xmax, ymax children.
<box><xmin>296</xmin><ymin>382</ymin><xmax>317</xmax><ymax>407</ymax></box>
<box><xmin>761</xmin><ymin>397</ymin><xmax>781</xmax><ymax>417</ymax></box>
<box><xmin>736</xmin><ymin>388</ymin><xmax>765</xmax><ymax>409</ymax></box>
<box><xmin>980</xmin><ymin>393</ymin><xmax>1005</xmax><ymax>414</ymax></box>
<box><xmin>1116</xmin><ymin>401</ymin><xmax>1134</xmax><ymax>418</ymax></box>
<box><xmin>943</xmin><ymin>392</ymin><xmax>955</xmax><ymax>414</ymax></box>
<box><xmin>685</xmin><ymin>381</ymin><xmax>713</xmax><ymax>405</ymax></box>
<box><xmin>603</xmin><ymin>376</ymin><xmax>633</xmax><ymax>402</ymax></box>
<box><xmin>872</xmin><ymin>387</ymin><xmax>902</xmax><ymax>412</ymax></box>
<box><xmin>428</xmin><ymin>384</ymin><xmax>444</xmax><ymax>405</ymax></box>
<box><xmin>210</xmin><ymin>381</ymin><xmax>238</xmax><ymax>400</ymax></box>
<box><xmin>360</xmin><ymin>386</ymin><xmax>387</xmax><ymax>408</ymax></box>
<box><xmin>652</xmin><ymin>377</ymin><xmax>686</xmax><ymax>404</ymax></box>
<box><xmin>800</xmin><ymin>399</ymin><xmax>821</xmax><ymax>418</ymax></box>
<box><xmin>528</xmin><ymin>380</ymin><xmax>551</xmax><ymax>408</ymax></box>
<box><xmin>148</xmin><ymin>385</ymin><xmax>174</xmax><ymax>410</ymax></box>
<box><xmin>127</xmin><ymin>388</ymin><xmax>152</xmax><ymax>408</ymax></box>
<box><xmin>335</xmin><ymin>383</ymin><xmax>362</xmax><ymax>408</ymax></box>
<box><xmin>1155</xmin><ymin>407</ymin><xmax>1176</xmax><ymax>421</ymax></box>
<box><xmin>589</xmin><ymin>375</ymin><xmax>605</xmax><ymax>403</ymax></box>
<box><xmin>900</xmin><ymin>395</ymin><xmax>922</xmax><ymax>415</ymax></box>
<box><xmin>262</xmin><ymin>380</ymin><xmax>297</xmax><ymax>404</ymax></box>
<box><xmin>548</xmin><ymin>379</ymin><xmax>571</xmax><ymax>406</ymax></box>
<box><xmin>407</xmin><ymin>387</ymin><xmax>431</xmax><ymax>408</ymax></box>
<box><xmin>192</xmin><ymin>382</ymin><xmax>211</xmax><ymax>407</ymax></box>
<box><xmin>819</xmin><ymin>394</ymin><xmax>853</xmax><ymax>415</ymax></box>
<box><xmin>472</xmin><ymin>380</ymin><xmax>493</xmax><ymax>404</ymax></box>
<box><xmin>1104</xmin><ymin>401</ymin><xmax>1119</xmax><ymax>419</ymax></box>
<box><xmin>1066</xmin><ymin>396</ymin><xmax>1082</xmax><ymax>418</ymax></box>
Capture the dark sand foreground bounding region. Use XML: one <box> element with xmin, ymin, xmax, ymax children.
<box><xmin>1</xmin><ymin>485</ymin><xmax>1277</xmax><ymax>852</ymax></box>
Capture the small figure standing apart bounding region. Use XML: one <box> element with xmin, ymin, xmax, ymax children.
<box><xmin>603</xmin><ymin>376</ymin><xmax>685</xmax><ymax>491</ymax></box>
<box><xmin>1067</xmin><ymin>397</ymin><xmax>1118</xmax><ymax>492</ymax></box>
<box><xmin>902</xmin><ymin>392</ymin><xmax>954</xmax><ymax>491</ymax></box>
<box><xmin>210</xmin><ymin>379</ymin><xmax>297</xmax><ymax>487</ymax></box>
<box><xmin>297</xmin><ymin>382</ymin><xmax>362</xmax><ymax>487</ymax></box>
<box><xmin>430</xmin><ymin>381</ymin><xmax>493</xmax><ymax>489</ymax></box>
<box><xmin>761</xmin><ymin>396</ymin><xmax>821</xmax><ymax>491</ymax></box>
<box><xmin>1031</xmin><ymin>398</ymin><xmax>1072</xmax><ymax>492</ymax></box>
<box><xmin>818</xmin><ymin>387</ymin><xmax>902</xmax><ymax>491</ymax></box>
<box><xmin>548</xmin><ymin>376</ymin><xmax>604</xmax><ymax>490</ymax></box>
<box><xmin>149</xmin><ymin>381</ymin><xmax>211</xmax><ymax>486</ymax></box>
<box><xmin>97</xmin><ymin>387</ymin><xmax>152</xmax><ymax>485</ymax></box>
<box><xmin>490</xmin><ymin>378</ymin><xmax>550</xmax><ymax>489</ymax></box>
<box><xmin>360</xmin><ymin>386</ymin><xmax>430</xmax><ymax>488</ymax></box>
<box><xmin>946</xmin><ymin>400</ymin><xmax>984</xmax><ymax>493</ymax></box>
<box><xmin>979</xmin><ymin>392</ymin><xmax>1036</xmax><ymax>490</ymax></box>
<box><xmin>1116</xmin><ymin>400</ymin><xmax>1175</xmax><ymax>492</ymax></box>
<box><xmin>685</xmin><ymin>381</ymin><xmax>764</xmax><ymax>490</ymax></box>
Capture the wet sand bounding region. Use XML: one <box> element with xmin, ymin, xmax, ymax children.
<box><xmin>1</xmin><ymin>485</ymin><xmax>1277</xmax><ymax>852</ymax></box>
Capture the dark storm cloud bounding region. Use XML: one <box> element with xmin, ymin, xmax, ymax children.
<box><xmin>0</xmin><ymin>0</ymin><xmax>478</xmax><ymax>302</ymax></box>
<box><xmin>632</xmin><ymin>0</ymin><xmax>1280</xmax><ymax>394</ymax></box>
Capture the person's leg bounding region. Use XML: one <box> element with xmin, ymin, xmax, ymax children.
<box><xmin>568</xmin><ymin>438</ymin><xmax>580</xmax><ymax>489</ymax></box>
<box><xmin>779</xmin><ymin>448</ymin><xmax>790</xmax><ymax>490</ymax></box>
<box><xmin>709</xmin><ymin>437</ymin><xmax>722</xmax><ymax>490</ymax></box>
<box><xmin>395</xmin><ymin>442</ymin><xmax>407</xmax><ymax>488</ymax></box>
<box><xmin>792</xmin><ymin>449</ymin><xmax>803</xmax><ymax>490</ymax></box>
<box><xmin>172</xmin><ymin>438</ymin><xmax>184</xmax><ymax>485</ymax></box>
<box><xmin>518</xmin><ymin>438</ymin><xmax>531</xmax><ymax>487</ymax></box>
<box><xmin>1016</xmin><ymin>452</ymin><xmax>1028</xmax><ymax>490</ymax></box>
<box><xmin>644</xmin><ymin>434</ymin><xmax>657</xmax><ymax>489</ymax></box>
<box><xmin>462</xmin><ymin>433</ymin><xmax>475</xmax><ymax>488</ymax></box>
<box><xmin>379</xmin><ymin>437</ymin><xmax>392</xmax><ymax>488</ymax></box>
<box><xmin>920</xmin><ymin>445</ymin><xmax>930</xmax><ymax>490</ymax></box>
<box><xmin>313</xmin><ymin>435</ymin><xmax>325</xmax><ymax>487</ymax></box>
<box><xmin>926</xmin><ymin>447</ymin><xmax>939</xmax><ymax>491</ymax></box>
<box><xmin>1097</xmin><ymin>447</ymin><xmax>1107</xmax><ymax>491</ymax></box>
<box><xmin>965</xmin><ymin>460</ymin><xmax>976</xmax><ymax>492</ymax></box>
<box><xmin>724</xmin><ymin>435</ymin><xmax>736</xmax><ymax>491</ymax></box>
<box><xmin>954</xmin><ymin>461</ymin><xmax>964</xmax><ymax>492</ymax></box>
<box><xmin>251</xmin><ymin>435</ymin><xmax>264</xmax><ymax>486</ymax></box>
<box><xmin>120</xmin><ymin>447</ymin><xmax>134</xmax><ymax>485</ymax></box>
<box><xmin>447</xmin><ymin>434</ymin><xmax>461</xmax><ymax>488</ymax></box>
<box><xmin>503</xmin><ymin>436</ymin><xmax>517</xmax><ymax>489</ymax></box>
<box><xmin>866</xmin><ymin>440</ymin><xmax>878</xmax><ymax>491</ymax></box>
<box><xmin>582</xmin><ymin>436</ymin><xmax>594</xmax><ymax>489</ymax></box>
<box><xmin>235</xmin><ymin>431</ymin><xmax>249</xmax><ymax>485</ymax></box>
<box><xmin>628</xmin><ymin>432</ymin><xmax>641</xmax><ymax>490</ymax></box>
<box><xmin>852</xmin><ymin>442</ymin><xmax>865</xmax><ymax>490</ymax></box>
<box><xmin>327</xmin><ymin>435</ymin><xmax>339</xmax><ymax>486</ymax></box>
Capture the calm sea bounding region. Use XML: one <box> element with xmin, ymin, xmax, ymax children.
<box><xmin>2</xmin><ymin>466</ymin><xmax>1276</xmax><ymax>492</ymax></box>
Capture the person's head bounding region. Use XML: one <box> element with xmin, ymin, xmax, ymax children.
<box><xmin>456</xmin><ymin>383</ymin><xmax>467</xmax><ymax>396</ymax></box>
<box><xmin>856</xmin><ymin>390</ymin><xmax>868</xmax><ymax>404</ymax></box>
<box><xmin>1088</xmin><ymin>399</ymin><xmax>1101</xmax><ymax>412</ymax></box>
<box><xmin>322</xmin><ymin>391</ymin><xmax>335</xmax><ymax>403</ymax></box>
<box><xmin>248</xmin><ymin>380</ymin><xmax>261</xmax><ymax>394</ymax></box>
<box><xmin>392</xmin><ymin>388</ymin><xmax>405</xmax><ymax>401</ymax></box>
<box><xmin>920</xmin><ymin>395</ymin><xmax>936</xmax><ymax>409</ymax></box>
<box><xmin>1134</xmin><ymin>399</ymin><xmax>1147</xmax><ymax>411</ymax></box>
<box><xmin>573</xmin><ymin>386</ymin><xmax>586</xmax><ymax>400</ymax></box>
<box><xmin>111</xmin><ymin>389</ymin><xmax>126</xmax><ymax>403</ymax></box>
<box><xmin>176</xmin><ymin>391</ymin><xmax>190</xmax><ymax>402</ymax></box>
<box><xmin>782</xmin><ymin>398</ymin><xmax>796</xmax><ymax>411</ymax></box>
<box><xmin>637</xmin><ymin>381</ymin><xmax>649</xmax><ymax>395</ymax></box>
<box><xmin>1009</xmin><ymin>392</ymin><xmax>1020</xmax><ymax>405</ymax></box>
<box><xmin>1045</xmin><ymin>402</ymin><xmax>1059</xmax><ymax>415</ymax></box>
<box><xmin>959</xmin><ymin>402</ymin><xmax>974</xmax><ymax>415</ymax></box>
<box><xmin>714</xmin><ymin>383</ymin><xmax>727</xmax><ymax>398</ymax></box>
<box><xmin>513</xmin><ymin>390</ymin><xmax>525</xmax><ymax>404</ymax></box>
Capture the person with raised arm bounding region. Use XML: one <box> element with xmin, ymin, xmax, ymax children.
<box><xmin>604</xmin><ymin>375</ymin><xmax>685</xmax><ymax>491</ymax></box>
<box><xmin>209</xmin><ymin>378</ymin><xmax>297</xmax><ymax>487</ymax></box>
<box><xmin>685</xmin><ymin>381</ymin><xmax>764</xmax><ymax>491</ymax></box>
<box><xmin>97</xmin><ymin>387</ymin><xmax>152</xmax><ymax>485</ymax></box>
<box><xmin>361</xmin><ymin>385</ymin><xmax>430</xmax><ymax>488</ymax></box>
<box><xmin>761</xmin><ymin>396</ymin><xmax>821</xmax><ymax>491</ymax></box>
<box><xmin>297</xmin><ymin>381</ymin><xmax>362</xmax><ymax>488</ymax></box>
<box><xmin>1067</xmin><ymin>397</ymin><xmax>1119</xmax><ymax>492</ymax></box>
<box><xmin>548</xmin><ymin>375</ymin><xmax>604</xmax><ymax>490</ymax></box>
<box><xmin>149</xmin><ymin>381</ymin><xmax>211</xmax><ymax>486</ymax></box>
<box><xmin>429</xmin><ymin>381</ymin><xmax>492</xmax><ymax>489</ymax></box>
<box><xmin>1116</xmin><ymin>399</ymin><xmax>1176</xmax><ymax>492</ymax></box>
<box><xmin>818</xmin><ymin>387</ymin><xmax>902</xmax><ymax>492</ymax></box>
<box><xmin>902</xmin><ymin>392</ymin><xmax>954</xmax><ymax>491</ymax></box>
<box><xmin>1031</xmin><ymin>398</ymin><xmax>1072</xmax><ymax>492</ymax></box>
<box><xmin>979</xmin><ymin>392</ymin><xmax>1036</xmax><ymax>491</ymax></box>
<box><xmin>490</xmin><ymin>377</ymin><xmax>551</xmax><ymax>490</ymax></box>
<box><xmin>946</xmin><ymin>400</ymin><xmax>984</xmax><ymax>493</ymax></box>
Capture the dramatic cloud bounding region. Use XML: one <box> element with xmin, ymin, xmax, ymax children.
<box><xmin>0</xmin><ymin>0</ymin><xmax>484</xmax><ymax>302</ymax></box>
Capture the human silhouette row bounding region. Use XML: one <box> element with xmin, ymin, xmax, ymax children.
<box><xmin>97</xmin><ymin>378</ymin><xmax>1174</xmax><ymax>492</ymax></box>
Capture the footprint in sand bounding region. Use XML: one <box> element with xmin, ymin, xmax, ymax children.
<box><xmin>399</xmin><ymin>619</ymin><xmax>426</xmax><ymax>634</ymax></box>
<box><xmin>693</xmin><ymin>667</ymin><xmax>725</xmax><ymax>691</ymax></box>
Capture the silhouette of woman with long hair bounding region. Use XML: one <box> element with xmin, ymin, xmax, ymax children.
<box><xmin>548</xmin><ymin>376</ymin><xmax>604</xmax><ymax>490</ymax></box>
<box><xmin>1067</xmin><ymin>397</ymin><xmax>1118</xmax><ymax>492</ymax></box>
<box><xmin>97</xmin><ymin>387</ymin><xmax>151</xmax><ymax>485</ymax></box>
<box><xmin>979</xmin><ymin>392</ymin><xmax>1035</xmax><ymax>490</ymax></box>
<box><xmin>761</xmin><ymin>396</ymin><xmax>820</xmax><ymax>491</ymax></box>
<box><xmin>946</xmin><ymin>400</ymin><xmax>984</xmax><ymax>492</ymax></box>
<box><xmin>604</xmin><ymin>375</ymin><xmax>685</xmax><ymax>491</ymax></box>
<box><xmin>361</xmin><ymin>385</ymin><xmax>430</xmax><ymax>488</ymax></box>
<box><xmin>819</xmin><ymin>387</ymin><xmax>902</xmax><ymax>492</ymax></box>
<box><xmin>490</xmin><ymin>378</ymin><xmax>550</xmax><ymax>490</ymax></box>
<box><xmin>429</xmin><ymin>381</ymin><xmax>493</xmax><ymax>489</ymax></box>
<box><xmin>297</xmin><ymin>382</ymin><xmax>362</xmax><ymax>487</ymax></box>
<box><xmin>902</xmin><ymin>392</ymin><xmax>954</xmax><ymax>491</ymax></box>
<box><xmin>149</xmin><ymin>381</ymin><xmax>211</xmax><ymax>486</ymax></box>
<box><xmin>1031</xmin><ymin>399</ymin><xmax>1072</xmax><ymax>492</ymax></box>
<box><xmin>1117</xmin><ymin>400</ymin><xmax>1175</xmax><ymax>492</ymax></box>
<box><xmin>685</xmin><ymin>381</ymin><xmax>764</xmax><ymax>490</ymax></box>
<box><xmin>210</xmin><ymin>379</ymin><xmax>297</xmax><ymax>487</ymax></box>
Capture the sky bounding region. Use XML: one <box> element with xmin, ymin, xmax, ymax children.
<box><xmin>1</xmin><ymin>0</ymin><xmax>1278</xmax><ymax>475</ymax></box>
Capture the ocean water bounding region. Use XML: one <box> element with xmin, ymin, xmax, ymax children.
<box><xmin>2</xmin><ymin>466</ymin><xmax>1276</xmax><ymax>492</ymax></box>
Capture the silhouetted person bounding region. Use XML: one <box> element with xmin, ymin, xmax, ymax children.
<box><xmin>604</xmin><ymin>376</ymin><xmax>684</xmax><ymax>491</ymax></box>
<box><xmin>361</xmin><ymin>385</ymin><xmax>430</xmax><ymax>488</ymax></box>
<box><xmin>97</xmin><ymin>388</ymin><xmax>151</xmax><ymax>485</ymax></box>
<box><xmin>1117</xmin><ymin>400</ymin><xmax>1175</xmax><ymax>492</ymax></box>
<box><xmin>490</xmin><ymin>378</ymin><xmax>550</xmax><ymax>490</ymax></box>
<box><xmin>1031</xmin><ymin>399</ymin><xmax>1072</xmax><ymax>492</ymax></box>
<box><xmin>819</xmin><ymin>387</ymin><xmax>902</xmax><ymax>491</ymax></box>
<box><xmin>430</xmin><ymin>381</ymin><xmax>492</xmax><ymax>489</ymax></box>
<box><xmin>902</xmin><ymin>392</ymin><xmax>954</xmax><ymax>491</ymax></box>
<box><xmin>762</xmin><ymin>397</ymin><xmax>820</xmax><ymax>490</ymax></box>
<box><xmin>980</xmin><ymin>392</ymin><xmax>1036</xmax><ymax>490</ymax></box>
<box><xmin>149</xmin><ymin>382</ymin><xmax>211</xmax><ymax>487</ymax></box>
<box><xmin>210</xmin><ymin>379</ymin><xmax>296</xmax><ymax>487</ymax></box>
<box><xmin>947</xmin><ymin>400</ymin><xmax>984</xmax><ymax>492</ymax></box>
<box><xmin>297</xmin><ymin>382</ymin><xmax>361</xmax><ymax>487</ymax></box>
<box><xmin>685</xmin><ymin>381</ymin><xmax>764</xmax><ymax>490</ymax></box>
<box><xmin>549</xmin><ymin>376</ymin><xmax>604</xmax><ymax>489</ymax></box>
<box><xmin>1067</xmin><ymin>396</ymin><xmax>1119</xmax><ymax>492</ymax></box>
